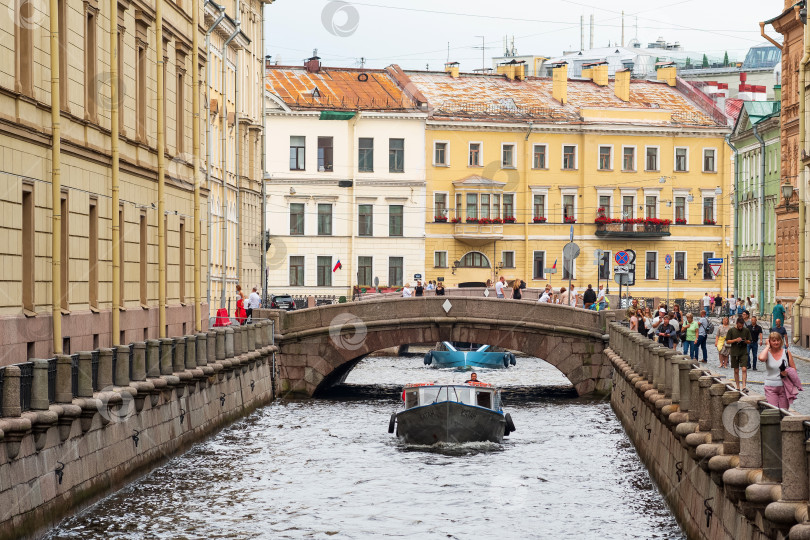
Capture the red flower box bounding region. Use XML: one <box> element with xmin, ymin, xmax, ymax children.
<box><xmin>503</xmin><ymin>216</ymin><xmax>517</xmax><ymax>223</ymax></box>
<box><xmin>450</xmin><ymin>217</ymin><xmax>461</xmax><ymax>223</ymax></box>
<box><xmin>675</xmin><ymin>218</ymin><xmax>687</xmax><ymax>225</ymax></box>
<box><xmin>703</xmin><ymin>219</ymin><xmax>716</xmax><ymax>225</ymax></box>
<box><xmin>434</xmin><ymin>215</ymin><xmax>448</xmax><ymax>222</ymax></box>
<box><xmin>564</xmin><ymin>216</ymin><xmax>577</xmax><ymax>223</ymax></box>
<box><xmin>532</xmin><ymin>216</ymin><xmax>547</xmax><ymax>223</ymax></box>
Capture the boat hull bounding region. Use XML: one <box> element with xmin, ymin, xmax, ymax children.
<box><xmin>429</xmin><ymin>350</ymin><xmax>509</xmax><ymax>369</ymax></box>
<box><xmin>395</xmin><ymin>401</ymin><xmax>506</xmax><ymax>444</ymax></box>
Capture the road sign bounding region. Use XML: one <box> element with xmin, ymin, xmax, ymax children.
<box><xmin>707</xmin><ymin>257</ymin><xmax>724</xmax><ymax>265</ymax></box>
<box><xmin>665</xmin><ymin>254</ymin><xmax>672</xmax><ymax>265</ymax></box>
<box><xmin>544</xmin><ymin>268</ymin><xmax>558</xmax><ymax>274</ymax></box>
<box><xmin>707</xmin><ymin>257</ymin><xmax>723</xmax><ymax>276</ymax></box>
<box><xmin>563</xmin><ymin>242</ymin><xmax>580</xmax><ymax>260</ymax></box>
<box><xmin>664</xmin><ymin>264</ymin><xmax>671</xmax><ymax>270</ymax></box>
<box><xmin>414</xmin><ymin>273</ymin><xmax>422</xmax><ymax>280</ymax></box>
<box><xmin>615</xmin><ymin>251</ymin><xmax>629</xmax><ymax>265</ymax></box>
<box><xmin>614</xmin><ymin>273</ymin><xmax>630</xmax><ymax>285</ymax></box>
<box><xmin>709</xmin><ymin>263</ymin><xmax>722</xmax><ymax>276</ymax></box>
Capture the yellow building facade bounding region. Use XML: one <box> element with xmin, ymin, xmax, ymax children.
<box><xmin>401</xmin><ymin>64</ymin><xmax>733</xmax><ymax>300</ymax></box>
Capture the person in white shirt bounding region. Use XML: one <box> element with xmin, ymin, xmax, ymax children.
<box><xmin>538</xmin><ymin>286</ymin><xmax>552</xmax><ymax>303</ymax></box>
<box><xmin>702</xmin><ymin>292</ymin><xmax>711</xmax><ymax>312</ymax></box>
<box><xmin>246</xmin><ymin>287</ymin><xmax>262</xmax><ymax>321</ymax></box>
<box><xmin>495</xmin><ymin>276</ymin><xmax>506</xmax><ymax>298</ymax></box>
<box><xmin>426</xmin><ymin>281</ymin><xmax>435</xmax><ymax>291</ymax></box>
<box><xmin>402</xmin><ymin>283</ymin><xmax>412</xmax><ymax>297</ymax></box>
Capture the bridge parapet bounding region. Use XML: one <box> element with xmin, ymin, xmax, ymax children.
<box><xmin>608</xmin><ymin>322</ymin><xmax>810</xmax><ymax>540</ymax></box>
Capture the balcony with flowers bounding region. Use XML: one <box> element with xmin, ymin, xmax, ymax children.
<box><xmin>594</xmin><ymin>208</ymin><xmax>671</xmax><ymax>238</ymax></box>
<box><xmin>454</xmin><ymin>216</ymin><xmax>504</xmax><ymax>246</ymax></box>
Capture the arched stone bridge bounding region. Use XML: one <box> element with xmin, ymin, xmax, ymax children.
<box><xmin>259</xmin><ymin>297</ymin><xmax>616</xmax><ymax>397</ymax></box>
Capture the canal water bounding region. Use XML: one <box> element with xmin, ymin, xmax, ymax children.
<box><xmin>46</xmin><ymin>356</ymin><xmax>685</xmax><ymax>539</ymax></box>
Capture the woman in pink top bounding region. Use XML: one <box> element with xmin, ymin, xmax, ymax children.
<box><xmin>758</xmin><ymin>332</ymin><xmax>797</xmax><ymax>408</ymax></box>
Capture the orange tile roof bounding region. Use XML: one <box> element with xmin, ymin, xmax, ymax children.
<box><xmin>403</xmin><ymin>71</ymin><xmax>726</xmax><ymax>127</ymax></box>
<box><xmin>265</xmin><ymin>66</ymin><xmax>418</xmax><ymax>111</ymax></box>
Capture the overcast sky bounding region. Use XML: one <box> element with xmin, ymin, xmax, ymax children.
<box><xmin>263</xmin><ymin>0</ymin><xmax>781</xmax><ymax>71</ymax></box>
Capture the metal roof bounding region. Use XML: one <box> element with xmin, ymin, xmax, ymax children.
<box><xmin>743</xmin><ymin>101</ymin><xmax>781</xmax><ymax>125</ymax></box>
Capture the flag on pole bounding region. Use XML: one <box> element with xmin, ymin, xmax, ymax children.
<box><xmin>552</xmin><ymin>259</ymin><xmax>557</xmax><ymax>269</ymax></box>
<box><xmin>333</xmin><ymin>259</ymin><xmax>342</xmax><ymax>272</ymax></box>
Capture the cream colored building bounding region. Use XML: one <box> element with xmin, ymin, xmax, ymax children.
<box><xmin>264</xmin><ymin>61</ymin><xmax>426</xmax><ymax>297</ymax></box>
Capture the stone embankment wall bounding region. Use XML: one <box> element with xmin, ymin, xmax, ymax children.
<box><xmin>608</xmin><ymin>322</ymin><xmax>810</xmax><ymax>540</ymax></box>
<box><xmin>0</xmin><ymin>321</ymin><xmax>277</xmax><ymax>540</ymax></box>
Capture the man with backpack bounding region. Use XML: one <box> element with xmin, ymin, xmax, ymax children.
<box><xmin>696</xmin><ymin>309</ymin><xmax>712</xmax><ymax>362</ymax></box>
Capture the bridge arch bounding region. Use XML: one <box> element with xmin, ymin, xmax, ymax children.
<box><xmin>269</xmin><ymin>297</ymin><xmax>615</xmax><ymax>398</ymax></box>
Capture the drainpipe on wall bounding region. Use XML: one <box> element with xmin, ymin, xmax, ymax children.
<box><xmin>49</xmin><ymin>0</ymin><xmax>62</xmax><ymax>354</ymax></box>
<box><xmin>260</xmin><ymin>11</ymin><xmax>268</xmax><ymax>307</ymax></box>
<box><xmin>234</xmin><ymin>0</ymin><xmax>242</xmax><ymax>286</ymax></box>
<box><xmin>752</xmin><ymin>124</ymin><xmax>766</xmax><ymax>318</ymax></box>
<box><xmin>221</xmin><ymin>25</ymin><xmax>240</xmax><ymax>309</ymax></box>
<box><xmin>157</xmin><ymin>0</ymin><xmax>167</xmax><ymax>338</ymax></box>
<box><xmin>205</xmin><ymin>2</ymin><xmax>226</xmax><ymax>311</ymax></box>
<box><xmin>348</xmin><ymin>113</ymin><xmax>359</xmax><ymax>299</ymax></box>
<box><xmin>725</xmin><ymin>134</ymin><xmax>738</xmax><ymax>301</ymax></box>
<box><xmin>523</xmin><ymin>122</ymin><xmax>532</xmax><ymax>284</ymax></box>
<box><xmin>192</xmin><ymin>0</ymin><xmax>202</xmax><ymax>331</ymax></box>
<box><xmin>110</xmin><ymin>0</ymin><xmax>120</xmax><ymax>344</ymax></box>
<box><xmin>795</xmin><ymin>17</ymin><xmax>810</xmax><ymax>344</ymax></box>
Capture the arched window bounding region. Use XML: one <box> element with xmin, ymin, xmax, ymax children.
<box><xmin>459</xmin><ymin>251</ymin><xmax>491</xmax><ymax>268</ymax></box>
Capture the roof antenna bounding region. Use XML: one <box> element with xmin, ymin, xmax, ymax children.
<box><xmin>360</xmin><ymin>57</ymin><xmax>365</xmax><ymax>68</ymax></box>
<box><xmin>447</xmin><ymin>42</ymin><xmax>450</xmax><ymax>63</ymax></box>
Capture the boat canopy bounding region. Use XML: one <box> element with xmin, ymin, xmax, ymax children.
<box><xmin>403</xmin><ymin>385</ymin><xmax>500</xmax><ymax>411</ymax></box>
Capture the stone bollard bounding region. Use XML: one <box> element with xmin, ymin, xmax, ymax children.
<box><xmin>215</xmin><ymin>328</ymin><xmax>226</xmax><ymax>361</ymax></box>
<box><xmin>77</xmin><ymin>352</ymin><xmax>93</xmax><ymax>397</ymax></box>
<box><xmin>173</xmin><ymin>337</ymin><xmax>186</xmax><ymax>373</ymax></box>
<box><xmin>207</xmin><ymin>331</ymin><xmax>216</xmax><ymax>364</ymax></box>
<box><xmin>30</xmin><ymin>359</ymin><xmax>51</xmax><ymax>410</ymax></box>
<box><xmin>114</xmin><ymin>345</ymin><xmax>131</xmax><ymax>387</ymax></box>
<box><xmin>247</xmin><ymin>325</ymin><xmax>256</xmax><ymax>352</ymax></box>
<box><xmin>159</xmin><ymin>338</ymin><xmax>174</xmax><ymax>375</ymax></box>
<box><xmin>779</xmin><ymin>416</ymin><xmax>810</xmax><ymax>501</ymax></box>
<box><xmin>225</xmin><ymin>327</ymin><xmax>235</xmax><ymax>358</ymax></box>
<box><xmin>265</xmin><ymin>320</ymin><xmax>274</xmax><ymax>346</ymax></box>
<box><xmin>761</xmin><ymin>409</ymin><xmax>783</xmax><ymax>483</ymax></box>
<box><xmin>146</xmin><ymin>339</ymin><xmax>161</xmax><ymax>378</ymax></box>
<box><xmin>196</xmin><ymin>333</ymin><xmax>208</xmax><ymax>366</ymax></box>
<box><xmin>185</xmin><ymin>335</ymin><xmax>196</xmax><ymax>370</ymax></box>
<box><xmin>667</xmin><ymin>352</ymin><xmax>683</xmax><ymax>403</ymax></box>
<box><xmin>697</xmin><ymin>376</ymin><xmax>714</xmax><ymax>432</ymax></box>
<box><xmin>55</xmin><ymin>354</ymin><xmax>73</xmax><ymax>403</ymax></box>
<box><xmin>1</xmin><ymin>365</ymin><xmax>22</xmax><ymax>417</ymax></box>
<box><xmin>131</xmin><ymin>342</ymin><xmax>146</xmax><ymax>381</ymax></box>
<box><xmin>721</xmin><ymin>390</ymin><xmax>743</xmax><ymax>455</ymax></box>
<box><xmin>254</xmin><ymin>322</ymin><xmax>262</xmax><ymax>349</ymax></box>
<box><xmin>709</xmin><ymin>383</ymin><xmax>728</xmax><ymax>443</ymax></box>
<box><xmin>97</xmin><ymin>348</ymin><xmax>114</xmax><ymax>389</ymax></box>
<box><xmin>234</xmin><ymin>326</ymin><xmax>243</xmax><ymax>356</ymax></box>
<box><xmin>723</xmin><ymin>395</ymin><xmax>766</xmax><ymax>504</ymax></box>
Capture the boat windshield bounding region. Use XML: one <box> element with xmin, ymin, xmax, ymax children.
<box><xmin>417</xmin><ymin>386</ymin><xmax>484</xmax><ymax>407</ymax></box>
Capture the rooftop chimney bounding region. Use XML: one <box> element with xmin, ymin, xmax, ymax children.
<box><xmin>655</xmin><ymin>62</ymin><xmax>676</xmax><ymax>87</ymax></box>
<box><xmin>445</xmin><ymin>61</ymin><xmax>460</xmax><ymax>78</ymax></box>
<box><xmin>496</xmin><ymin>60</ymin><xmax>526</xmax><ymax>81</ymax></box>
<box><xmin>591</xmin><ymin>62</ymin><xmax>608</xmax><ymax>86</ymax></box>
<box><xmin>305</xmin><ymin>50</ymin><xmax>321</xmax><ymax>73</ymax></box>
<box><xmin>552</xmin><ymin>62</ymin><xmax>568</xmax><ymax>105</ymax></box>
<box><xmin>614</xmin><ymin>69</ymin><xmax>630</xmax><ymax>102</ymax></box>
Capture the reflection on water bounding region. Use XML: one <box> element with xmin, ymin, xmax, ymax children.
<box><xmin>46</xmin><ymin>357</ymin><xmax>684</xmax><ymax>540</ymax></box>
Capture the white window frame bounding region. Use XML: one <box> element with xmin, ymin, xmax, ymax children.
<box><xmin>644</xmin><ymin>145</ymin><xmax>660</xmax><ymax>172</ymax></box>
<box><xmin>433</xmin><ymin>140</ymin><xmax>450</xmax><ymax>167</ymax></box>
<box><xmin>672</xmin><ymin>189</ymin><xmax>690</xmax><ymax>223</ymax></box>
<box><xmin>620</xmin><ymin>189</ymin><xmax>637</xmax><ymax>219</ymax></box>
<box><xmin>642</xmin><ymin>189</ymin><xmax>661</xmax><ymax>219</ymax></box>
<box><xmin>501</xmin><ymin>250</ymin><xmax>516</xmax><ymax>268</ymax></box>
<box><xmin>532</xmin><ymin>143</ymin><xmax>548</xmax><ymax>170</ymax></box>
<box><xmin>289</xmin><ymin>254</ymin><xmax>305</xmax><ymax>287</ymax></box>
<box><xmin>645</xmin><ymin>251</ymin><xmax>658</xmax><ymax>280</ymax></box>
<box><xmin>702</xmin><ymin>251</ymin><xmax>716</xmax><ymax>281</ymax></box>
<box><xmin>433</xmin><ymin>191</ymin><xmax>449</xmax><ymax>219</ymax></box>
<box><xmin>530</xmin><ymin>187</ymin><xmax>549</xmax><ymax>219</ymax></box>
<box><xmin>560</xmin><ymin>187</ymin><xmax>578</xmax><ymax>222</ymax></box>
<box><xmin>702</xmin><ymin>147</ymin><xmax>717</xmax><ymax>173</ymax></box>
<box><xmin>468</xmin><ymin>141</ymin><xmax>483</xmax><ymax>167</ymax></box>
<box><xmin>674</xmin><ymin>146</ymin><xmax>689</xmax><ymax>172</ymax></box>
<box><xmin>533</xmin><ymin>250</ymin><xmax>546</xmax><ymax>280</ymax></box>
<box><xmin>501</xmin><ymin>142</ymin><xmax>517</xmax><ymax>169</ymax></box>
<box><xmin>561</xmin><ymin>143</ymin><xmax>578</xmax><ymax>170</ymax></box>
<box><xmin>596</xmin><ymin>189</ymin><xmax>614</xmax><ymax>218</ymax></box>
<box><xmin>700</xmin><ymin>189</ymin><xmax>717</xmax><ymax>223</ymax></box>
<box><xmin>621</xmin><ymin>145</ymin><xmax>637</xmax><ymax>172</ymax></box>
<box><xmin>502</xmin><ymin>192</ymin><xmax>516</xmax><ymax>220</ymax></box>
<box><xmin>673</xmin><ymin>251</ymin><xmax>687</xmax><ymax>280</ymax></box>
<box><xmin>434</xmin><ymin>250</ymin><xmax>448</xmax><ymax>268</ymax></box>
<box><xmin>597</xmin><ymin>144</ymin><xmax>613</xmax><ymax>171</ymax></box>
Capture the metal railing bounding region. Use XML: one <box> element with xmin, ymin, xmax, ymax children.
<box><xmin>0</xmin><ymin>367</ymin><xmax>4</xmax><ymax>417</ymax></box>
<box><xmin>47</xmin><ymin>357</ymin><xmax>57</xmax><ymax>404</ymax></box>
<box><xmin>71</xmin><ymin>354</ymin><xmax>79</xmax><ymax>397</ymax></box>
<box><xmin>91</xmin><ymin>350</ymin><xmax>100</xmax><ymax>391</ymax></box>
<box><xmin>19</xmin><ymin>362</ymin><xmax>33</xmax><ymax>412</ymax></box>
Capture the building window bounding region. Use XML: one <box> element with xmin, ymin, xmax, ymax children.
<box><xmin>359</xmin><ymin>204</ymin><xmax>373</xmax><ymax>236</ymax></box>
<box><xmin>598</xmin><ymin>195</ymin><xmax>611</xmax><ymax>217</ymax></box>
<box><xmin>469</xmin><ymin>142</ymin><xmax>481</xmax><ymax>166</ymax></box>
<box><xmin>119</xmin><ymin>205</ymin><xmax>125</xmax><ymax>303</ymax></box>
<box><xmin>460</xmin><ymin>252</ymin><xmax>490</xmax><ymax>267</ymax></box>
<box><xmin>317</xmin><ymin>136</ymin><xmax>334</xmax><ymax>172</ymax></box>
<box><xmin>645</xmin><ymin>147</ymin><xmax>658</xmax><ymax>171</ymax></box>
<box><xmin>674</xmin><ymin>251</ymin><xmax>686</xmax><ymax>280</ymax></box>
<box><xmin>675</xmin><ymin>196</ymin><xmax>686</xmax><ymax>222</ymax></box>
<box><xmin>290</xmin><ymin>136</ymin><xmax>306</xmax><ymax>170</ymax></box>
<box><xmin>389</xmin><ymin>138</ymin><xmax>404</xmax><ymax>172</ymax></box>
<box><xmin>59</xmin><ymin>0</ymin><xmax>68</xmax><ymax>110</ymax></box>
<box><xmin>389</xmin><ymin>257</ymin><xmax>403</xmax><ymax>286</ymax></box>
<box><xmin>389</xmin><ymin>205</ymin><xmax>403</xmax><ymax>236</ymax></box>
<box><xmin>60</xmin><ymin>193</ymin><xmax>69</xmax><ymax>310</ymax></box>
<box><xmin>434</xmin><ymin>251</ymin><xmax>448</xmax><ymax>268</ymax></box>
<box><xmin>22</xmin><ymin>186</ymin><xmax>34</xmax><ymax>312</ymax></box>
<box><xmin>492</xmin><ymin>194</ymin><xmax>501</xmax><ymax>219</ymax></box>
<box><xmin>703</xmin><ymin>197</ymin><xmax>715</xmax><ymax>223</ymax></box>
<box><xmin>502</xmin><ymin>144</ymin><xmax>515</xmax><ymax>168</ymax></box>
<box><xmin>675</xmin><ymin>147</ymin><xmax>688</xmax><ymax>172</ymax></box>
<box><xmin>434</xmin><ymin>193</ymin><xmax>447</xmax><ymax>219</ymax></box>
<box><xmin>317</xmin><ymin>256</ymin><xmax>332</xmax><ymax>287</ymax></box>
<box><xmin>434</xmin><ymin>142</ymin><xmax>448</xmax><ymax>165</ymax></box>
<box><xmin>89</xmin><ymin>200</ymin><xmax>98</xmax><ymax>309</ymax></box>
<box><xmin>645</xmin><ymin>252</ymin><xmax>657</xmax><ymax>280</ymax></box>
<box><xmin>502</xmin><ymin>194</ymin><xmax>514</xmax><ymax>219</ymax></box>
<box><xmin>533</xmin><ymin>194</ymin><xmax>545</xmax><ymax>219</ymax></box>
<box><xmin>455</xmin><ymin>193</ymin><xmax>462</xmax><ymax>218</ymax></box>
<box><xmin>598</xmin><ymin>146</ymin><xmax>612</xmax><ymax>170</ymax></box>
<box><xmin>645</xmin><ymin>195</ymin><xmax>657</xmax><ymax>218</ymax></box>
<box><xmin>533</xmin><ymin>251</ymin><xmax>545</xmax><ymax>280</ymax></box>
<box><xmin>533</xmin><ymin>144</ymin><xmax>547</xmax><ymax>169</ymax></box>
<box><xmin>358</xmin><ymin>137</ymin><xmax>374</xmax><ymax>172</ymax></box>
<box><xmin>563</xmin><ymin>145</ymin><xmax>576</xmax><ymax>170</ymax></box>
<box><xmin>317</xmin><ymin>204</ymin><xmax>332</xmax><ymax>235</ymax></box>
<box><xmin>563</xmin><ymin>253</ymin><xmax>574</xmax><ymax>279</ymax></box>
<box><xmin>622</xmin><ymin>195</ymin><xmax>634</xmax><ymax>219</ymax></box>
<box><xmin>139</xmin><ymin>212</ymin><xmax>147</xmax><ymax>306</ymax></box>
<box><xmin>502</xmin><ymin>251</ymin><xmax>515</xmax><ymax>268</ymax></box>
<box><xmin>179</xmin><ymin>221</ymin><xmax>186</xmax><ymax>303</ymax></box>
<box><xmin>289</xmin><ymin>256</ymin><xmax>304</xmax><ymax>286</ymax></box>
<box><xmin>84</xmin><ymin>7</ymin><xmax>98</xmax><ymax>121</ymax></box>
<box><xmin>703</xmin><ymin>148</ymin><xmax>716</xmax><ymax>172</ymax></box>
<box><xmin>358</xmin><ymin>256</ymin><xmax>373</xmax><ymax>285</ymax></box>
<box><xmin>136</xmin><ymin>39</ymin><xmax>147</xmax><ymax>140</ymax></box>
<box><xmin>15</xmin><ymin>0</ymin><xmax>34</xmax><ymax>95</ymax></box>
<box><xmin>466</xmin><ymin>194</ymin><xmax>478</xmax><ymax>219</ymax></box>
<box><xmin>563</xmin><ymin>194</ymin><xmax>575</xmax><ymax>220</ymax></box>
<box><xmin>599</xmin><ymin>251</ymin><xmax>610</xmax><ymax>280</ymax></box>
<box><xmin>480</xmin><ymin>194</ymin><xmax>490</xmax><ymax>219</ymax></box>
<box><xmin>703</xmin><ymin>252</ymin><xmax>714</xmax><ymax>280</ymax></box>
<box><xmin>622</xmin><ymin>147</ymin><xmax>635</xmax><ymax>171</ymax></box>
<box><xmin>176</xmin><ymin>70</ymin><xmax>185</xmax><ymax>153</ymax></box>
<box><xmin>290</xmin><ymin>203</ymin><xmax>304</xmax><ymax>235</ymax></box>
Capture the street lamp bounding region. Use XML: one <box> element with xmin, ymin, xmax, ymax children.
<box><xmin>782</xmin><ymin>182</ymin><xmax>794</xmax><ymax>207</ymax></box>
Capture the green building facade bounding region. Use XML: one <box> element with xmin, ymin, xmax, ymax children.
<box><xmin>729</xmin><ymin>101</ymin><xmax>780</xmax><ymax>318</ymax></box>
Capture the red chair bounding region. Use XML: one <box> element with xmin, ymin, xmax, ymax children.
<box><xmin>213</xmin><ymin>308</ymin><xmax>232</xmax><ymax>327</ymax></box>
